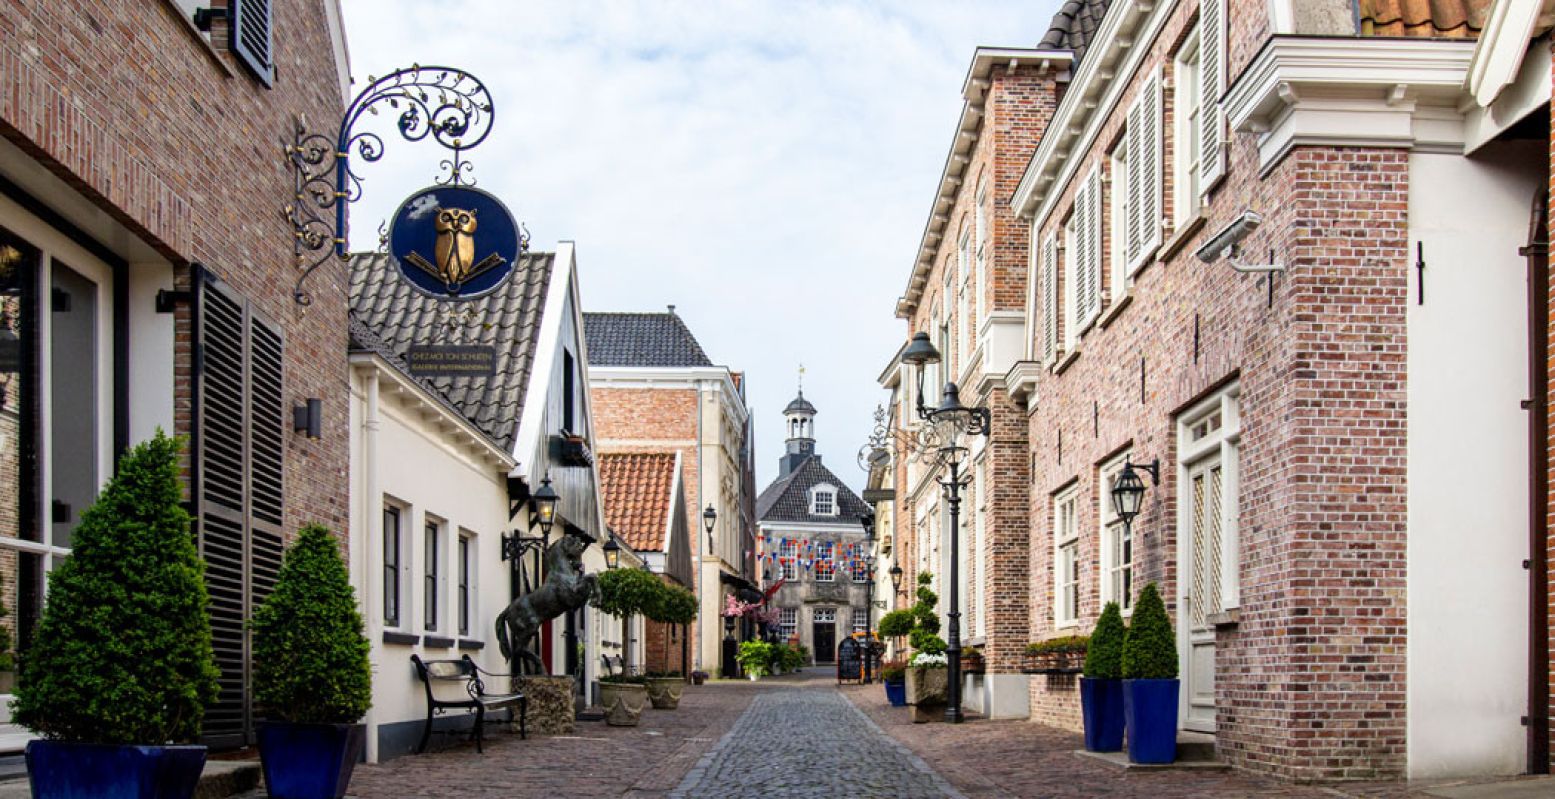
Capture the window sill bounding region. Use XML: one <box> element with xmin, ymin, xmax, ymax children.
<box><xmin>423</xmin><ymin>635</ymin><xmax>456</xmax><ymax>648</ymax></box>
<box><xmin>382</xmin><ymin>631</ymin><xmax>420</xmax><ymax>646</ymax></box>
<box><xmin>457</xmin><ymin>639</ymin><xmax>485</xmax><ymax>652</ymax></box>
<box><xmin>1053</xmin><ymin>348</ymin><xmax>1081</xmax><ymax>376</ymax></box>
<box><xmin>159</xmin><ymin>0</ymin><xmax>236</xmax><ymax>79</ymax></box>
<box><xmin>1098</xmin><ymin>292</ymin><xmax>1133</xmax><ymax>329</ymax></box>
<box><xmin>1159</xmin><ymin>213</ymin><xmax>1208</xmax><ymax>263</ymax></box>
<box><xmin>1207</xmin><ymin>608</ymin><xmax>1241</xmax><ymax>629</ymax></box>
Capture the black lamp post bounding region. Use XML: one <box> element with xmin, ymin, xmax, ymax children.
<box><xmin>859</xmin><ymin>513</ymin><xmax>877</xmax><ymax>684</ymax></box>
<box><xmin>703</xmin><ymin>504</ymin><xmax>718</xmax><ymax>555</ymax></box>
<box><xmin>900</xmin><ymin>331</ymin><xmax>989</xmax><ymax>724</ymax></box>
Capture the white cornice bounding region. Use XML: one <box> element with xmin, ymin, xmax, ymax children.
<box><xmin>1011</xmin><ymin>0</ymin><xmax>1174</xmax><ymax>226</ymax></box>
<box><xmin>350</xmin><ymin>354</ymin><xmax>516</xmax><ymax>470</ymax></box>
<box><xmin>1004</xmin><ymin>360</ymin><xmax>1043</xmax><ymax>406</ymax></box>
<box><xmin>587</xmin><ymin>366</ymin><xmax>750</xmax><ymax>423</ymax></box>
<box><xmin>896</xmin><ymin>47</ymin><xmax>1074</xmax><ymax>319</ymax></box>
<box><xmin>1224</xmin><ymin>37</ymin><xmax>1478</xmax><ymax>171</ymax></box>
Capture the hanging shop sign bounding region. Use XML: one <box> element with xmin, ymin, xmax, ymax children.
<box><xmin>404</xmin><ymin>345</ymin><xmax>497</xmax><ymax>378</ymax></box>
<box><xmin>388</xmin><ymin>185</ymin><xmax>521</xmax><ymax>301</ymax></box>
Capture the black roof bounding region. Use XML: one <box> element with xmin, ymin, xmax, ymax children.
<box><xmin>1039</xmin><ymin>0</ymin><xmax>1115</xmax><ymax>67</ymax></box>
<box><xmin>784</xmin><ymin>391</ymin><xmax>817</xmax><ymax>416</ymax></box>
<box><xmin>349</xmin><ymin>252</ymin><xmax>554</xmax><ymax>451</ymax></box>
<box><xmin>756</xmin><ymin>456</ymin><xmax>870</xmax><ymax>525</ymax></box>
<box><xmin>583</xmin><ymin>312</ymin><xmax>714</xmax><ymax>368</ymax></box>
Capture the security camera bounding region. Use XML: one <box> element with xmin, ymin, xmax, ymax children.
<box><xmin>1195</xmin><ymin>211</ymin><xmax>1262</xmax><ymax>263</ymax></box>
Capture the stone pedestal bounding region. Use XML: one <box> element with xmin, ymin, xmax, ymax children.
<box><xmin>905</xmin><ymin>667</ymin><xmax>948</xmax><ymax>723</ymax></box>
<box><xmin>515</xmin><ymin>675</ymin><xmax>575</xmax><ymax>736</ymax></box>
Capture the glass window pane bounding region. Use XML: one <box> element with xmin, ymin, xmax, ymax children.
<box><xmin>49</xmin><ymin>263</ymin><xmax>98</xmax><ymax>551</ymax></box>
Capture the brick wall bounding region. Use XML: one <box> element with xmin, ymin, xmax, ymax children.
<box><xmin>0</xmin><ymin>2</ymin><xmax>349</xmax><ymax>539</ymax></box>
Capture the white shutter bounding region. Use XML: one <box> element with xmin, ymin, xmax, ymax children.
<box><xmin>1125</xmin><ymin>98</ymin><xmax>1145</xmax><ymax>266</ymax></box>
<box><xmin>1199</xmin><ymin>0</ymin><xmax>1227</xmax><ymax>191</ymax></box>
<box><xmin>1069</xmin><ymin>184</ymin><xmax>1089</xmax><ymax>335</ymax></box>
<box><xmin>1086</xmin><ymin>169</ymin><xmax>1104</xmax><ymax>322</ymax></box>
<box><xmin>1129</xmin><ymin>70</ymin><xmax>1164</xmax><ymax>275</ymax></box>
<box><xmin>1041</xmin><ymin>233</ymin><xmax>1059</xmax><ymax>362</ymax></box>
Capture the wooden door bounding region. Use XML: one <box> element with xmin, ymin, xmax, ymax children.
<box><xmin>1183</xmin><ymin>455</ymin><xmax>1223</xmax><ymax>733</ymax></box>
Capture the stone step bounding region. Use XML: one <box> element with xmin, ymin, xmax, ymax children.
<box><xmin>0</xmin><ymin>757</ymin><xmax>260</xmax><ymax>798</ymax></box>
<box><xmin>1175</xmin><ymin>731</ymin><xmax>1217</xmax><ymax>762</ymax></box>
<box><xmin>1073</xmin><ymin>732</ymin><xmax>1229</xmax><ymax>772</ymax></box>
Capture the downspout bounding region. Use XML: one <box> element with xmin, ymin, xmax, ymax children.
<box><xmin>1525</xmin><ymin>188</ymin><xmax>1550</xmax><ymax>774</ymax></box>
<box><xmin>695</xmin><ymin>382</ymin><xmax>705</xmax><ymax>672</ymax></box>
<box><xmin>362</xmin><ymin>369</ymin><xmax>383</xmax><ymax>763</ymax></box>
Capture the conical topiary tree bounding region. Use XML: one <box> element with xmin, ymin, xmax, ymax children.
<box><xmin>0</xmin><ymin>569</ymin><xmax>16</xmax><ymax>673</ymax></box>
<box><xmin>13</xmin><ymin>432</ymin><xmax>220</xmax><ymax>743</ymax></box>
<box><xmin>1083</xmin><ymin>601</ymin><xmax>1126</xmax><ymax>679</ymax></box>
<box><xmin>250</xmin><ymin>524</ymin><xmax>372</xmax><ymax>724</ymax></box>
<box><xmin>1121</xmin><ymin>583</ymin><xmax>1178</xmax><ymax>680</ymax></box>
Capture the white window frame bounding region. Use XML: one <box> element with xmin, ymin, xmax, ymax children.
<box><xmin>1065</xmin><ymin>168</ymin><xmax>1104</xmax><ymax>347</ymax></box>
<box><xmin>811</xmin><ymin>485</ymin><xmax>837</xmax><ymax>516</ymax></box>
<box><xmin>781</xmin><ymin>538</ymin><xmax>799</xmax><ymax>581</ymax></box>
<box><xmin>1173</xmin><ymin>31</ymin><xmax>1203</xmax><ymax>229</ymax></box>
<box><xmin>1039</xmin><ymin>231</ymin><xmax>1060</xmax><ymax>364</ymax></box>
<box><xmin>958</xmin><ymin>223</ymin><xmax>973</xmax><ymax>367</ymax></box>
<box><xmin>1175</xmin><ymin>383</ymin><xmax>1242</xmax><ymax>615</ymax></box>
<box><xmin>422</xmin><ymin>513</ymin><xmax>447</xmax><ymax>633</ymax></box>
<box><xmin>1053</xmin><ymin>485</ymin><xmax>1081</xmax><ymax>628</ymax></box>
<box><xmin>851</xmin><ymin>551</ymin><xmax>870</xmax><ymax>583</ymax></box>
<box><xmin>813</xmin><ymin>607</ymin><xmax>837</xmax><ymax>624</ymax></box>
<box><xmin>382</xmin><ymin>498</ymin><xmax>411</xmax><ymax>631</ymax></box>
<box><xmin>1098</xmin><ymin>452</ymin><xmax>1134</xmax><ymax>615</ymax></box>
<box><xmin>1109</xmin><ymin>143</ymin><xmax>1130</xmax><ymax>305</ymax></box>
<box><xmin>974</xmin><ymin>459</ymin><xmax>988</xmax><ymax>638</ymax></box>
<box><xmin>975</xmin><ymin>177</ymin><xmax>989</xmax><ymax>323</ymax></box>
<box><xmin>779</xmin><ymin>606</ymin><xmax>798</xmax><ymax>640</ymax></box>
<box><xmin>814</xmin><ymin>540</ymin><xmax>836</xmax><ymax>582</ymax></box>
<box><xmin>457</xmin><ymin>529</ymin><xmax>477</xmax><ymax>637</ymax></box>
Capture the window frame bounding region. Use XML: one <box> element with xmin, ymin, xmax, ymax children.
<box><xmin>779</xmin><ymin>606</ymin><xmax>798</xmax><ymax>640</ymax></box>
<box><xmin>852</xmin><ymin>607</ymin><xmax>869</xmax><ymax>635</ymax></box>
<box><xmin>1174</xmin><ymin>31</ymin><xmax>1204</xmax><ymax>229</ymax></box>
<box><xmin>781</xmin><ymin>539</ymin><xmax>800</xmax><ymax>581</ymax></box>
<box><xmin>811</xmin><ymin>486</ymin><xmax>837</xmax><ymax>516</ymax></box>
<box><xmin>423</xmin><ymin>515</ymin><xmax>445</xmax><ymax>632</ymax></box>
<box><xmin>1098</xmin><ymin>452</ymin><xmax>1134</xmax><ymax>615</ymax></box>
<box><xmin>1109</xmin><ymin>141</ymin><xmax>1131</xmax><ymax>305</ymax></box>
<box><xmin>1053</xmin><ymin>486</ymin><xmax>1081</xmax><ymax>628</ymax></box>
<box><xmin>814</xmin><ymin>540</ymin><xmax>836</xmax><ymax>582</ymax></box>
<box><xmin>383</xmin><ymin>502</ymin><xmax>405</xmax><ymax>629</ymax></box>
<box><xmin>457</xmin><ymin>530</ymin><xmax>476</xmax><ymax>637</ymax></box>
<box><xmin>1176</xmin><ymin>384</ymin><xmax>1242</xmax><ymax>615</ymax></box>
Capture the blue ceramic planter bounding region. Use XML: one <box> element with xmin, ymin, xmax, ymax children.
<box><xmin>25</xmin><ymin>740</ymin><xmax>206</xmax><ymax>799</ymax></box>
<box><xmin>258</xmin><ymin>722</ymin><xmax>367</xmax><ymax>799</ymax></box>
<box><xmin>1123</xmin><ymin>678</ymin><xmax>1179</xmax><ymax>764</ymax></box>
<box><xmin>884</xmin><ymin>678</ymin><xmax>907</xmax><ymax>707</ymax></box>
<box><xmin>1079</xmin><ymin>677</ymin><xmax>1125</xmax><ymax>752</ymax></box>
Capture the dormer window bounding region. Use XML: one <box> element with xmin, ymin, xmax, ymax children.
<box><xmin>811</xmin><ymin>486</ymin><xmax>837</xmax><ymax>516</ymax></box>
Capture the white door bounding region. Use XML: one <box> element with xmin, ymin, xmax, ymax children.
<box><xmin>1183</xmin><ymin>455</ymin><xmax>1223</xmax><ymax>733</ymax></box>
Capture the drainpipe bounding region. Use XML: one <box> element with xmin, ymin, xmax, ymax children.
<box><xmin>362</xmin><ymin>370</ymin><xmax>383</xmax><ymax>763</ymax></box>
<box><xmin>1524</xmin><ymin>188</ymin><xmax>1550</xmax><ymax>774</ymax></box>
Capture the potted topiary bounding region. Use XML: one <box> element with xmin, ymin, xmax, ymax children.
<box><xmin>250</xmin><ymin>525</ymin><xmax>373</xmax><ymax>799</ymax></box>
<box><xmin>1122</xmin><ymin>583</ymin><xmax>1179</xmax><ymax>764</ymax></box>
<box><xmin>690</xmin><ymin>670</ymin><xmax>709</xmax><ymax>686</ymax></box>
<box><xmin>593</xmin><ymin>569</ymin><xmax>662</xmax><ymax>726</ymax></box>
<box><xmin>644</xmin><ymin>582</ymin><xmax>697</xmax><ymax>709</ymax></box>
<box><xmin>736</xmin><ymin>640</ymin><xmax>772</xmax><ymax>680</ymax></box>
<box><xmin>880</xmin><ymin>661</ymin><xmax>908</xmax><ymax>706</ymax></box>
<box><xmin>14</xmin><ymin>433</ymin><xmax>220</xmax><ymax>799</ymax></box>
<box><xmin>1080</xmin><ymin>602</ymin><xmax>1126</xmax><ymax>752</ymax></box>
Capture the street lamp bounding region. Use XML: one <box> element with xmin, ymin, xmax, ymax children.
<box><xmin>703</xmin><ymin>504</ymin><xmax>718</xmax><ymax>553</ymax></box>
<box><xmin>890</xmin><ymin>565</ymin><xmax>904</xmax><ymax>596</ymax></box>
<box><xmin>1110</xmin><ymin>459</ymin><xmax>1160</xmax><ymax>526</ymax></box>
<box><xmin>602</xmin><ymin>534</ymin><xmax>621</xmax><ymax>570</ymax></box>
<box><xmin>532</xmin><ymin>475</ymin><xmax>559</xmax><ymax>537</ymax></box>
<box><xmin>900</xmin><ymin>331</ymin><xmax>989</xmax><ymax>724</ymax></box>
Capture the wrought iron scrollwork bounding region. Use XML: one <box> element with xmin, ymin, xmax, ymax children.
<box><xmin>284</xmin><ymin>64</ymin><xmax>496</xmax><ymax>305</ymax></box>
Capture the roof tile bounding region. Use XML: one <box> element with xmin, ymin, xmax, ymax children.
<box><xmin>599</xmin><ymin>452</ymin><xmax>679</xmax><ymax>552</ymax></box>
<box><xmin>756</xmin><ymin>457</ymin><xmax>870</xmax><ymax>525</ymax></box>
<box><xmin>583</xmin><ymin>312</ymin><xmax>714</xmax><ymax>367</ymax></box>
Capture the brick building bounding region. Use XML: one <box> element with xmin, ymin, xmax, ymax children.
<box><xmin>0</xmin><ymin>1</ymin><xmax>350</xmax><ymax>749</ymax></box>
<box><xmin>888</xmin><ymin>0</ymin><xmax>1552</xmax><ymax>781</ymax></box>
<box><xmin>886</xmin><ymin>47</ymin><xmax>1066</xmax><ymax>719</ymax></box>
<box><xmin>756</xmin><ymin>392</ymin><xmax>874</xmax><ymax>664</ymax></box>
<box><xmin>584</xmin><ymin>310</ymin><xmax>758</xmax><ymax>677</ymax></box>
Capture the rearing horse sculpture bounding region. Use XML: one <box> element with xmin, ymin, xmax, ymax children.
<box><xmin>495</xmin><ymin>531</ymin><xmax>599</xmax><ymax>674</ymax></box>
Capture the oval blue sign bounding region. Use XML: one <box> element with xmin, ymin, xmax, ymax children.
<box><xmin>387</xmin><ymin>185</ymin><xmax>523</xmax><ymax>301</ymax></box>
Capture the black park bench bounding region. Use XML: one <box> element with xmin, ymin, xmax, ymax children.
<box><xmin>410</xmin><ymin>654</ymin><xmax>527</xmax><ymax>754</ymax></box>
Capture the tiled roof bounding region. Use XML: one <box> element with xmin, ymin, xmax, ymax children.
<box><xmin>349</xmin><ymin>252</ymin><xmax>554</xmax><ymax>451</ymax></box>
<box><xmin>598</xmin><ymin>452</ymin><xmax>679</xmax><ymax>552</ymax></box>
<box><xmin>756</xmin><ymin>457</ymin><xmax>870</xmax><ymax>525</ymax></box>
<box><xmin>783</xmin><ymin>391</ymin><xmax>817</xmax><ymax>416</ymax></box>
<box><xmin>583</xmin><ymin>312</ymin><xmax>714</xmax><ymax>368</ymax></box>
<box><xmin>1039</xmin><ymin>0</ymin><xmax>1115</xmax><ymax>67</ymax></box>
<box><xmin>1359</xmin><ymin>0</ymin><xmax>1490</xmax><ymax>36</ymax></box>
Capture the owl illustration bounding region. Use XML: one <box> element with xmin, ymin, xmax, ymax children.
<box><xmin>434</xmin><ymin>208</ymin><xmax>478</xmax><ymax>283</ymax></box>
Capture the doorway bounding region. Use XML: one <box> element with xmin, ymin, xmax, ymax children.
<box><xmin>812</xmin><ymin>607</ymin><xmax>836</xmax><ymax>664</ymax></box>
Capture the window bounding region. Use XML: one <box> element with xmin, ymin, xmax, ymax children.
<box><xmin>958</xmin><ymin>224</ymin><xmax>972</xmax><ymax>365</ymax></box>
<box><xmin>229</xmin><ymin>0</ymin><xmax>275</xmax><ymax>88</ymax></box>
<box><xmin>975</xmin><ymin>178</ymin><xmax>989</xmax><ymax>320</ymax></box>
<box><xmin>851</xmin><ymin>553</ymin><xmax>870</xmax><ymax>583</ymax></box>
<box><xmin>813</xmin><ymin>607</ymin><xmax>836</xmax><ymax>623</ymax></box>
<box><xmin>424</xmin><ymin>519</ymin><xmax>441</xmax><ymax>631</ymax></box>
<box><xmin>457</xmin><ymin>531</ymin><xmax>474</xmax><ymax>636</ymax></box>
<box><xmin>1054</xmin><ymin>487</ymin><xmax>1080</xmax><ymax>626</ymax></box>
<box><xmin>384</xmin><ymin>505</ymin><xmax>402</xmax><ymax>627</ymax></box>
<box><xmin>812</xmin><ymin>487</ymin><xmax>836</xmax><ymax>516</ymax></box>
<box><xmin>1064</xmin><ymin>168</ymin><xmax>1103</xmax><ymax>346</ymax></box>
<box><xmin>781</xmin><ymin>539</ymin><xmax>799</xmax><ymax>581</ymax></box>
<box><xmin>780</xmin><ymin>607</ymin><xmax>798</xmax><ymax>640</ymax></box>
<box><xmin>1099</xmin><ymin>454</ymin><xmax>1133</xmax><ymax>613</ymax></box>
<box><xmin>1177</xmin><ymin>384</ymin><xmax>1241</xmax><ymax>618</ymax></box>
<box><xmin>1038</xmin><ymin>232</ymin><xmax>1060</xmax><ymax>363</ymax></box>
<box><xmin>853</xmin><ymin>607</ymin><xmax>869</xmax><ymax>634</ymax></box>
<box><xmin>1121</xmin><ymin>69</ymin><xmax>1163</xmax><ymax>276</ymax></box>
<box><xmin>814</xmin><ymin>540</ymin><xmax>836</xmax><ymax>582</ymax></box>
<box><xmin>1109</xmin><ymin>143</ymin><xmax>1130</xmax><ymax>304</ymax></box>
<box><xmin>1198</xmin><ymin>0</ymin><xmax>1228</xmax><ymax>191</ymax></box>
<box><xmin>1174</xmin><ymin>33</ymin><xmax>1203</xmax><ymax>227</ymax></box>
<box><xmin>562</xmin><ymin>349</ymin><xmax>576</xmax><ymax>432</ymax></box>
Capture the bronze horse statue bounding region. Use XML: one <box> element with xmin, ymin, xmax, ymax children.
<box><xmin>496</xmin><ymin>531</ymin><xmax>598</xmax><ymax>674</ymax></box>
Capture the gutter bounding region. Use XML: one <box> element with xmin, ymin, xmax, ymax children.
<box><xmin>1524</xmin><ymin>189</ymin><xmax>1550</xmax><ymax>773</ymax></box>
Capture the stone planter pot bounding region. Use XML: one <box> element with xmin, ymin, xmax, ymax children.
<box><xmin>257</xmin><ymin>722</ymin><xmax>366</xmax><ymax>799</ymax></box>
<box><xmin>599</xmin><ymin>682</ymin><xmax>648</xmax><ymax>727</ymax></box>
<box><xmin>904</xmin><ymin>666</ymin><xmax>948</xmax><ymax>723</ymax></box>
<box><xmin>645</xmin><ymin>677</ymin><xmax>683</xmax><ymax>710</ymax></box>
<box><xmin>27</xmin><ymin>741</ymin><xmax>206</xmax><ymax>799</ymax></box>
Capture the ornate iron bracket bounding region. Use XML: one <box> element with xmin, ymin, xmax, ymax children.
<box><xmin>283</xmin><ymin>64</ymin><xmax>496</xmax><ymax>305</ymax></box>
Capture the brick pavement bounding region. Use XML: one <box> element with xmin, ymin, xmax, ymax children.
<box><xmin>841</xmin><ymin>682</ymin><xmax>1546</xmax><ymax>799</ymax></box>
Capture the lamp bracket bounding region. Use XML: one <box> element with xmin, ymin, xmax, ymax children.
<box><xmin>1126</xmin><ymin>458</ymin><xmax>1162</xmax><ymax>485</ymax></box>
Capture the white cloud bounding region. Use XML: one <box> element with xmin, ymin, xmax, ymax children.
<box><xmin>339</xmin><ymin>0</ymin><xmax>1061</xmax><ymax>490</ymax></box>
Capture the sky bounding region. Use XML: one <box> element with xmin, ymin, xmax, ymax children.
<box><xmin>337</xmin><ymin>0</ymin><xmax>1061</xmax><ymax>491</ymax></box>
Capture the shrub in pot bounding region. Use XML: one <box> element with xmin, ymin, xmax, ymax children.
<box><xmin>1122</xmin><ymin>583</ymin><xmax>1179</xmax><ymax>764</ymax></box>
<box><xmin>0</xmin><ymin>570</ymin><xmax>16</xmax><ymax>694</ymax></box>
<box><xmin>643</xmin><ymin>583</ymin><xmax>696</xmax><ymax>709</ymax></box>
<box><xmin>880</xmin><ymin>661</ymin><xmax>908</xmax><ymax>707</ymax></box>
<box><xmin>250</xmin><ymin>525</ymin><xmax>372</xmax><ymax>799</ymax></box>
<box><xmin>1080</xmin><ymin>602</ymin><xmax>1126</xmax><ymax>752</ymax></box>
<box><xmin>736</xmin><ymin>640</ymin><xmax>772</xmax><ymax>679</ymax></box>
<box><xmin>14</xmin><ymin>433</ymin><xmax>220</xmax><ymax>799</ymax></box>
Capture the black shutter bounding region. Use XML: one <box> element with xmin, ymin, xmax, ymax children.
<box><xmin>229</xmin><ymin>0</ymin><xmax>274</xmax><ymax>88</ymax></box>
<box><xmin>195</xmin><ymin>277</ymin><xmax>284</xmax><ymax>748</ymax></box>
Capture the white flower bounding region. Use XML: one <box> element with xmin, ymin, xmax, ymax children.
<box><xmin>910</xmin><ymin>652</ymin><xmax>947</xmax><ymax>667</ymax></box>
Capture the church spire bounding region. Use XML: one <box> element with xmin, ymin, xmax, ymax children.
<box><xmin>779</xmin><ymin>372</ymin><xmax>818</xmax><ymax>478</ymax></box>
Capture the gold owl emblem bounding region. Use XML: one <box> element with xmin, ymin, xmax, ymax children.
<box><xmin>404</xmin><ymin>204</ymin><xmax>508</xmax><ymax>294</ymax></box>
